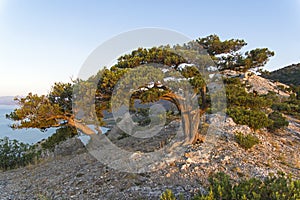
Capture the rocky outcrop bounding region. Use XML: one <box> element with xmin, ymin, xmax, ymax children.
<box><xmin>221</xmin><ymin>70</ymin><xmax>291</xmax><ymax>96</ymax></box>
<box><xmin>53</xmin><ymin>137</ymin><xmax>86</xmax><ymax>157</ymax></box>
<box><xmin>246</xmin><ymin>74</ymin><xmax>290</xmax><ymax>96</ymax></box>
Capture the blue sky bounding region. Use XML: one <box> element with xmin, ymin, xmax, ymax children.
<box><xmin>0</xmin><ymin>0</ymin><xmax>299</xmax><ymax>96</ymax></box>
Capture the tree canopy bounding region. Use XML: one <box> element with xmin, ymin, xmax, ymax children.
<box><xmin>7</xmin><ymin>34</ymin><xmax>275</xmax><ymax>145</ymax></box>
<box><xmin>197</xmin><ymin>34</ymin><xmax>274</xmax><ymax>72</ymax></box>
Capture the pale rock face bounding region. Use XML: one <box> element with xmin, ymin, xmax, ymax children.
<box><xmin>221</xmin><ymin>70</ymin><xmax>290</xmax><ymax>97</ymax></box>
<box><xmin>246</xmin><ymin>74</ymin><xmax>290</xmax><ymax>96</ymax></box>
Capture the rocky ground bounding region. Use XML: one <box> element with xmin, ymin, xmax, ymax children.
<box><xmin>0</xmin><ymin>114</ymin><xmax>299</xmax><ymax>200</ymax></box>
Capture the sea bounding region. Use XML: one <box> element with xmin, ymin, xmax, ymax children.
<box><xmin>0</xmin><ymin>105</ymin><xmax>56</xmax><ymax>144</ymax></box>
<box><xmin>0</xmin><ymin>105</ymin><xmax>110</xmax><ymax>145</ymax></box>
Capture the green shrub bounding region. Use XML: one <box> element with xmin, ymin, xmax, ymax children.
<box><xmin>235</xmin><ymin>132</ymin><xmax>260</xmax><ymax>150</ymax></box>
<box><xmin>193</xmin><ymin>189</ymin><xmax>215</xmax><ymax>200</ymax></box>
<box><xmin>207</xmin><ymin>172</ymin><xmax>233</xmax><ymax>199</ymax></box>
<box><xmin>272</xmin><ymin>103</ymin><xmax>291</xmax><ymax>112</ymax></box>
<box><xmin>41</xmin><ymin>126</ymin><xmax>77</xmax><ymax>151</ymax></box>
<box><xmin>160</xmin><ymin>189</ymin><xmax>176</xmax><ymax>200</ymax></box>
<box><xmin>225</xmin><ymin>78</ymin><xmax>271</xmax><ymax>110</ymax></box>
<box><xmin>193</xmin><ymin>172</ymin><xmax>300</xmax><ymax>200</ymax></box>
<box><xmin>267</xmin><ymin>111</ymin><xmax>289</xmax><ymax>131</ymax></box>
<box><xmin>227</xmin><ymin>107</ymin><xmax>272</xmax><ymax>130</ymax></box>
<box><xmin>272</xmin><ymin>98</ymin><xmax>300</xmax><ymax>119</ymax></box>
<box><xmin>0</xmin><ymin>137</ymin><xmax>40</xmax><ymax>170</ymax></box>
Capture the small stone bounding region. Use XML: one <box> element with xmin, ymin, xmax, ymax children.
<box><xmin>184</xmin><ymin>152</ymin><xmax>191</xmax><ymax>158</ymax></box>
<box><xmin>223</xmin><ymin>156</ymin><xmax>230</xmax><ymax>161</ymax></box>
<box><xmin>181</xmin><ymin>164</ymin><xmax>190</xmax><ymax>170</ymax></box>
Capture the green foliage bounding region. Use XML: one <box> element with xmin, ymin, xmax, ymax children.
<box><xmin>160</xmin><ymin>189</ymin><xmax>176</xmax><ymax>200</ymax></box>
<box><xmin>235</xmin><ymin>132</ymin><xmax>260</xmax><ymax>150</ymax></box>
<box><xmin>272</xmin><ymin>99</ymin><xmax>300</xmax><ymax>119</ymax></box>
<box><xmin>232</xmin><ymin>178</ymin><xmax>263</xmax><ymax>200</ymax></box>
<box><xmin>294</xmin><ymin>85</ymin><xmax>300</xmax><ymax>100</ymax></box>
<box><xmin>6</xmin><ymin>82</ymin><xmax>75</xmax><ymax>131</ymax></box>
<box><xmin>115</xmin><ymin>47</ymin><xmax>186</xmax><ymax>69</ymax></box>
<box><xmin>225</xmin><ymin>78</ymin><xmax>271</xmax><ymax>110</ymax></box>
<box><xmin>259</xmin><ymin>172</ymin><xmax>300</xmax><ymax>200</ymax></box>
<box><xmin>243</xmin><ymin>48</ymin><xmax>275</xmax><ymax>71</ymax></box>
<box><xmin>227</xmin><ymin>107</ymin><xmax>272</xmax><ymax>130</ymax></box>
<box><xmin>41</xmin><ymin>126</ymin><xmax>77</xmax><ymax>151</ymax></box>
<box><xmin>196</xmin><ymin>34</ymin><xmax>247</xmax><ymax>56</ymax></box>
<box><xmin>224</xmin><ymin>77</ymin><xmax>277</xmax><ymax>130</ymax></box>
<box><xmin>197</xmin><ymin>35</ymin><xmax>274</xmax><ymax>72</ymax></box>
<box><xmin>208</xmin><ymin>172</ymin><xmax>233</xmax><ymax>199</ymax></box>
<box><xmin>272</xmin><ymin>102</ymin><xmax>292</xmax><ymax>112</ymax></box>
<box><xmin>262</xmin><ymin>63</ymin><xmax>300</xmax><ymax>86</ymax></box>
<box><xmin>193</xmin><ymin>189</ymin><xmax>215</xmax><ymax>200</ymax></box>
<box><xmin>48</xmin><ymin>82</ymin><xmax>73</xmax><ymax>114</ymax></box>
<box><xmin>267</xmin><ymin>112</ymin><xmax>289</xmax><ymax>131</ymax></box>
<box><xmin>192</xmin><ymin>172</ymin><xmax>300</xmax><ymax>200</ymax></box>
<box><xmin>6</xmin><ymin>93</ymin><xmax>63</xmax><ymax>130</ymax></box>
<box><xmin>0</xmin><ymin>137</ymin><xmax>40</xmax><ymax>170</ymax></box>
<box><xmin>6</xmin><ymin>35</ymin><xmax>279</xmax><ymax>145</ymax></box>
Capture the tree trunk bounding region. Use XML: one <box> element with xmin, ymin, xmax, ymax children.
<box><xmin>200</xmin><ymin>86</ymin><xmax>207</xmax><ymax>123</ymax></box>
<box><xmin>161</xmin><ymin>92</ymin><xmax>205</xmax><ymax>145</ymax></box>
<box><xmin>68</xmin><ymin>119</ymin><xmax>99</xmax><ymax>135</ymax></box>
<box><xmin>201</xmin><ymin>86</ymin><xmax>207</xmax><ymax>110</ymax></box>
<box><xmin>181</xmin><ymin>105</ymin><xmax>202</xmax><ymax>145</ymax></box>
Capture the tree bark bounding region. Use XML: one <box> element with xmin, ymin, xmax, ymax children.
<box><xmin>162</xmin><ymin>92</ymin><xmax>204</xmax><ymax>145</ymax></box>
<box><xmin>201</xmin><ymin>86</ymin><xmax>207</xmax><ymax>110</ymax></box>
<box><xmin>68</xmin><ymin>119</ymin><xmax>98</xmax><ymax>135</ymax></box>
<box><xmin>200</xmin><ymin>85</ymin><xmax>207</xmax><ymax>124</ymax></box>
<box><xmin>181</xmin><ymin>105</ymin><xmax>202</xmax><ymax>144</ymax></box>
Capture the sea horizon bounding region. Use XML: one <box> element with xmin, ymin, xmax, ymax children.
<box><xmin>0</xmin><ymin>104</ymin><xmax>56</xmax><ymax>144</ymax></box>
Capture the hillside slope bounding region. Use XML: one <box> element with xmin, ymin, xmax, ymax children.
<box><xmin>0</xmin><ymin>114</ymin><xmax>299</xmax><ymax>199</ymax></box>
<box><xmin>263</xmin><ymin>63</ymin><xmax>300</xmax><ymax>86</ymax></box>
<box><xmin>0</xmin><ymin>75</ymin><xmax>299</xmax><ymax>199</ymax></box>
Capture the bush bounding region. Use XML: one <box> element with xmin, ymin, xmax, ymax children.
<box><xmin>192</xmin><ymin>172</ymin><xmax>300</xmax><ymax>200</ymax></box>
<box><xmin>267</xmin><ymin>111</ymin><xmax>289</xmax><ymax>131</ymax></box>
<box><xmin>207</xmin><ymin>172</ymin><xmax>233</xmax><ymax>199</ymax></box>
<box><xmin>0</xmin><ymin>137</ymin><xmax>40</xmax><ymax>170</ymax></box>
<box><xmin>161</xmin><ymin>172</ymin><xmax>300</xmax><ymax>200</ymax></box>
<box><xmin>235</xmin><ymin>132</ymin><xmax>260</xmax><ymax>150</ymax></box>
<box><xmin>225</xmin><ymin>78</ymin><xmax>271</xmax><ymax>110</ymax></box>
<box><xmin>227</xmin><ymin>107</ymin><xmax>272</xmax><ymax>130</ymax></box>
<box><xmin>272</xmin><ymin>103</ymin><xmax>291</xmax><ymax>112</ymax></box>
<box><xmin>41</xmin><ymin>126</ymin><xmax>77</xmax><ymax>151</ymax></box>
<box><xmin>272</xmin><ymin>98</ymin><xmax>300</xmax><ymax>119</ymax></box>
<box><xmin>160</xmin><ymin>189</ymin><xmax>176</xmax><ymax>200</ymax></box>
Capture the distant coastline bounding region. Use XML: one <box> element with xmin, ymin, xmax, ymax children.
<box><xmin>0</xmin><ymin>96</ymin><xmax>16</xmax><ymax>105</ymax></box>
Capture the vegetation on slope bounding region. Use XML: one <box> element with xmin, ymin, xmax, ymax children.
<box><xmin>262</xmin><ymin>63</ymin><xmax>300</xmax><ymax>86</ymax></box>
<box><xmin>224</xmin><ymin>77</ymin><xmax>289</xmax><ymax>131</ymax></box>
<box><xmin>0</xmin><ymin>137</ymin><xmax>40</xmax><ymax>170</ymax></box>
<box><xmin>161</xmin><ymin>172</ymin><xmax>300</xmax><ymax>200</ymax></box>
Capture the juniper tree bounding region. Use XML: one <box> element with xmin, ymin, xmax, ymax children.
<box><xmin>7</xmin><ymin>35</ymin><xmax>275</xmax><ymax>145</ymax></box>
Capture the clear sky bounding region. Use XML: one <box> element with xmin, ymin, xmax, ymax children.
<box><xmin>0</xmin><ymin>0</ymin><xmax>299</xmax><ymax>96</ymax></box>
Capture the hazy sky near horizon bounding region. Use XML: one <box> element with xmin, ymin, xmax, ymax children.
<box><xmin>0</xmin><ymin>0</ymin><xmax>300</xmax><ymax>96</ymax></box>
